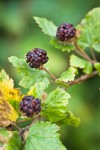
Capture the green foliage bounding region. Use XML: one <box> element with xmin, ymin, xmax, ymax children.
<box><xmin>2</xmin><ymin>6</ymin><xmax>100</xmax><ymax>150</ymax></box>
<box><xmin>0</xmin><ymin>128</ymin><xmax>22</xmax><ymax>150</ymax></box>
<box><xmin>5</xmin><ymin>132</ymin><xmax>22</xmax><ymax>150</ymax></box>
<box><xmin>9</xmin><ymin>100</ymin><xmax>20</xmax><ymax>113</ymax></box>
<box><xmin>42</xmin><ymin>87</ymin><xmax>71</xmax><ymax>122</ymax></box>
<box><xmin>92</xmin><ymin>43</ymin><xmax>100</xmax><ymax>52</ymax></box>
<box><xmin>33</xmin><ymin>17</ymin><xmax>57</xmax><ymax>37</ymax></box>
<box><xmin>94</xmin><ymin>63</ymin><xmax>100</xmax><ymax>75</ymax></box>
<box><xmin>25</xmin><ymin>121</ymin><xmax>67</xmax><ymax>150</ymax></box>
<box><xmin>0</xmin><ymin>69</ymin><xmax>10</xmax><ymax>81</ymax></box>
<box><xmin>57</xmin><ymin>110</ymin><xmax>80</xmax><ymax>127</ymax></box>
<box><xmin>8</xmin><ymin>56</ymin><xmax>28</xmax><ymax>74</ymax></box>
<box><xmin>8</xmin><ymin>56</ymin><xmax>49</xmax><ymax>88</ymax></box>
<box><xmin>56</xmin><ymin>67</ymin><xmax>77</xmax><ymax>83</ymax></box>
<box><xmin>0</xmin><ymin>128</ymin><xmax>9</xmax><ymax>137</ymax></box>
<box><xmin>28</xmin><ymin>82</ymin><xmax>47</xmax><ymax>99</ymax></box>
<box><xmin>0</xmin><ymin>128</ymin><xmax>9</xmax><ymax>148</ymax></box>
<box><xmin>77</xmin><ymin>8</ymin><xmax>100</xmax><ymax>52</ymax></box>
<box><xmin>70</xmin><ymin>54</ymin><xmax>93</xmax><ymax>74</ymax></box>
<box><xmin>50</xmin><ymin>38</ymin><xmax>75</xmax><ymax>52</ymax></box>
<box><xmin>33</xmin><ymin>17</ymin><xmax>75</xmax><ymax>52</ymax></box>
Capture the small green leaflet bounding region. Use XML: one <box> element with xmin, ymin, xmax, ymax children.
<box><xmin>92</xmin><ymin>43</ymin><xmax>100</xmax><ymax>53</ymax></box>
<box><xmin>28</xmin><ymin>82</ymin><xmax>47</xmax><ymax>99</ymax></box>
<box><xmin>94</xmin><ymin>63</ymin><xmax>100</xmax><ymax>76</ymax></box>
<box><xmin>77</xmin><ymin>8</ymin><xmax>100</xmax><ymax>52</ymax></box>
<box><xmin>0</xmin><ymin>69</ymin><xmax>10</xmax><ymax>81</ymax></box>
<box><xmin>70</xmin><ymin>54</ymin><xmax>93</xmax><ymax>74</ymax></box>
<box><xmin>8</xmin><ymin>56</ymin><xmax>49</xmax><ymax>89</ymax></box>
<box><xmin>0</xmin><ymin>70</ymin><xmax>14</xmax><ymax>88</ymax></box>
<box><xmin>0</xmin><ymin>128</ymin><xmax>22</xmax><ymax>150</ymax></box>
<box><xmin>41</xmin><ymin>87</ymin><xmax>71</xmax><ymax>122</ymax></box>
<box><xmin>50</xmin><ymin>38</ymin><xmax>75</xmax><ymax>52</ymax></box>
<box><xmin>0</xmin><ymin>128</ymin><xmax>10</xmax><ymax>148</ymax></box>
<box><xmin>5</xmin><ymin>132</ymin><xmax>22</xmax><ymax>150</ymax></box>
<box><xmin>57</xmin><ymin>110</ymin><xmax>80</xmax><ymax>127</ymax></box>
<box><xmin>19</xmin><ymin>74</ymin><xmax>49</xmax><ymax>89</ymax></box>
<box><xmin>56</xmin><ymin>67</ymin><xmax>77</xmax><ymax>83</ymax></box>
<box><xmin>33</xmin><ymin>17</ymin><xmax>57</xmax><ymax>37</ymax></box>
<box><xmin>8</xmin><ymin>56</ymin><xmax>29</xmax><ymax>75</ymax></box>
<box><xmin>25</xmin><ymin>121</ymin><xmax>67</xmax><ymax>150</ymax></box>
<box><xmin>0</xmin><ymin>128</ymin><xmax>9</xmax><ymax>138</ymax></box>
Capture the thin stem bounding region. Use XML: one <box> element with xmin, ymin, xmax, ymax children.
<box><xmin>13</xmin><ymin>123</ymin><xmax>21</xmax><ymax>131</ymax></box>
<box><xmin>30</xmin><ymin>115</ymin><xmax>41</xmax><ymax>127</ymax></box>
<box><xmin>68</xmin><ymin>70</ymin><xmax>98</xmax><ymax>87</ymax></box>
<box><xmin>90</xmin><ymin>48</ymin><xmax>97</xmax><ymax>62</ymax></box>
<box><xmin>74</xmin><ymin>41</ymin><xmax>94</xmax><ymax>64</ymax></box>
<box><xmin>74</xmin><ymin>49</ymin><xmax>85</xmax><ymax>58</ymax></box>
<box><xmin>42</xmin><ymin>66</ymin><xmax>57</xmax><ymax>80</ymax></box>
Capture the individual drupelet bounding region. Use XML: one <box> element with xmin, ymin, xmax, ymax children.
<box><xmin>56</xmin><ymin>23</ymin><xmax>76</xmax><ymax>42</ymax></box>
<box><xmin>26</xmin><ymin>48</ymin><xmax>49</xmax><ymax>69</ymax></box>
<box><xmin>20</xmin><ymin>96</ymin><xmax>41</xmax><ymax>117</ymax></box>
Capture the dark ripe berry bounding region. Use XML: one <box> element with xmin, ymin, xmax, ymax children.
<box><xmin>56</xmin><ymin>23</ymin><xmax>76</xmax><ymax>42</ymax></box>
<box><xmin>20</xmin><ymin>96</ymin><xmax>41</xmax><ymax>117</ymax></box>
<box><xmin>26</xmin><ymin>48</ymin><xmax>49</xmax><ymax>69</ymax></box>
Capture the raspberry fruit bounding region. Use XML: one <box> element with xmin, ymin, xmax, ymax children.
<box><xmin>56</xmin><ymin>23</ymin><xmax>76</xmax><ymax>42</ymax></box>
<box><xmin>26</xmin><ymin>48</ymin><xmax>49</xmax><ymax>69</ymax></box>
<box><xmin>20</xmin><ymin>96</ymin><xmax>41</xmax><ymax>117</ymax></box>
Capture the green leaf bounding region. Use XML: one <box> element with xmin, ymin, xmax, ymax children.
<box><xmin>0</xmin><ymin>69</ymin><xmax>14</xmax><ymax>89</ymax></box>
<box><xmin>0</xmin><ymin>128</ymin><xmax>9</xmax><ymax>138</ymax></box>
<box><xmin>0</xmin><ymin>129</ymin><xmax>22</xmax><ymax>150</ymax></box>
<box><xmin>70</xmin><ymin>54</ymin><xmax>93</xmax><ymax>74</ymax></box>
<box><xmin>56</xmin><ymin>67</ymin><xmax>76</xmax><ymax>83</ymax></box>
<box><xmin>0</xmin><ymin>70</ymin><xmax>10</xmax><ymax>81</ymax></box>
<box><xmin>28</xmin><ymin>82</ymin><xmax>47</xmax><ymax>99</ymax></box>
<box><xmin>94</xmin><ymin>63</ymin><xmax>100</xmax><ymax>75</ymax></box>
<box><xmin>0</xmin><ymin>128</ymin><xmax>9</xmax><ymax>147</ymax></box>
<box><xmin>5</xmin><ymin>132</ymin><xmax>22</xmax><ymax>150</ymax></box>
<box><xmin>0</xmin><ymin>70</ymin><xmax>14</xmax><ymax>87</ymax></box>
<box><xmin>57</xmin><ymin>110</ymin><xmax>80</xmax><ymax>127</ymax></box>
<box><xmin>19</xmin><ymin>73</ymin><xmax>49</xmax><ymax>89</ymax></box>
<box><xmin>33</xmin><ymin>17</ymin><xmax>57</xmax><ymax>37</ymax></box>
<box><xmin>50</xmin><ymin>38</ymin><xmax>75</xmax><ymax>52</ymax></box>
<box><xmin>77</xmin><ymin>8</ymin><xmax>100</xmax><ymax>52</ymax></box>
<box><xmin>8</xmin><ymin>56</ymin><xmax>49</xmax><ymax>89</ymax></box>
<box><xmin>92</xmin><ymin>43</ymin><xmax>100</xmax><ymax>52</ymax></box>
<box><xmin>25</xmin><ymin>121</ymin><xmax>67</xmax><ymax>150</ymax></box>
<box><xmin>8</xmin><ymin>56</ymin><xmax>25</xmax><ymax>68</ymax></box>
<box><xmin>8</xmin><ymin>56</ymin><xmax>29</xmax><ymax>75</ymax></box>
<box><xmin>42</xmin><ymin>87</ymin><xmax>71</xmax><ymax>122</ymax></box>
<box><xmin>83</xmin><ymin>62</ymin><xmax>93</xmax><ymax>75</ymax></box>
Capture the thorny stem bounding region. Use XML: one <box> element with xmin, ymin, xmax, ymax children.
<box><xmin>41</xmin><ymin>66</ymin><xmax>57</xmax><ymax>81</ymax></box>
<box><xmin>74</xmin><ymin>41</ymin><xmax>94</xmax><ymax>64</ymax></box>
<box><xmin>67</xmin><ymin>70</ymin><xmax>98</xmax><ymax>87</ymax></box>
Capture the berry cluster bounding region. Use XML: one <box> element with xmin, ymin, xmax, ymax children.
<box><xmin>20</xmin><ymin>96</ymin><xmax>41</xmax><ymax>117</ymax></box>
<box><xmin>56</xmin><ymin>23</ymin><xmax>76</xmax><ymax>42</ymax></box>
<box><xmin>26</xmin><ymin>48</ymin><xmax>49</xmax><ymax>69</ymax></box>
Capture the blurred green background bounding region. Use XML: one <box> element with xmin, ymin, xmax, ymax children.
<box><xmin>0</xmin><ymin>0</ymin><xmax>100</xmax><ymax>150</ymax></box>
